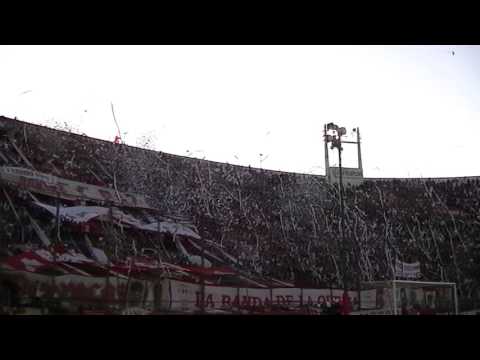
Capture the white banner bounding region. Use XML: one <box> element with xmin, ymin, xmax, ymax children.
<box><xmin>33</xmin><ymin>201</ymin><xmax>200</xmax><ymax>239</ymax></box>
<box><xmin>163</xmin><ymin>280</ymin><xmax>359</xmax><ymax>312</ymax></box>
<box><xmin>395</xmin><ymin>260</ymin><xmax>421</xmax><ymax>279</ymax></box>
<box><xmin>35</xmin><ymin>202</ymin><xmax>110</xmax><ymax>223</ymax></box>
<box><xmin>0</xmin><ymin>166</ymin><xmax>151</xmax><ymax>209</ymax></box>
<box><xmin>329</xmin><ymin>166</ymin><xmax>364</xmax><ymax>185</ymax></box>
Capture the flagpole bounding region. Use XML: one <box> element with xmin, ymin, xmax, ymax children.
<box><xmin>55</xmin><ymin>196</ymin><xmax>60</xmax><ymax>242</ymax></box>
<box><xmin>124</xmin><ymin>241</ymin><xmax>134</xmax><ymax>311</ymax></box>
<box><xmin>106</xmin><ymin>203</ymin><xmax>112</xmax><ymax>309</ymax></box>
<box><xmin>197</xmin><ymin>215</ymin><xmax>206</xmax><ymax>314</ymax></box>
<box><xmin>356</xmin><ymin>127</ymin><xmax>363</xmax><ymax>176</ymax></box>
<box><xmin>394</xmin><ymin>254</ymin><xmax>397</xmax><ymax>282</ymax></box>
<box><xmin>392</xmin><ymin>279</ymin><xmax>397</xmax><ymax>315</ymax></box>
<box><xmin>52</xmin><ymin>194</ymin><xmax>60</xmax><ymax>310</ymax></box>
<box><xmin>200</xmin><ymin>238</ymin><xmax>206</xmax><ymax>314</ymax></box>
<box><xmin>393</xmin><ymin>255</ymin><xmax>397</xmax><ymax>315</ymax></box>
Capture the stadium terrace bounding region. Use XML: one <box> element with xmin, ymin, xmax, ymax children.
<box><xmin>0</xmin><ymin>116</ymin><xmax>478</xmax><ymax>315</ymax></box>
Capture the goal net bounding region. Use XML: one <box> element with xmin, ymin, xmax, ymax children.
<box><xmin>354</xmin><ymin>280</ymin><xmax>458</xmax><ymax>315</ymax></box>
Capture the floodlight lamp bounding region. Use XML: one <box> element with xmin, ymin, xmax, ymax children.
<box><xmin>326</xmin><ymin>123</ymin><xmax>337</xmax><ymax>131</ymax></box>
<box><xmin>339</xmin><ymin>127</ymin><xmax>347</xmax><ymax>136</ymax></box>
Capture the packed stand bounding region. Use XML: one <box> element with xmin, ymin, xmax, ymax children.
<box><xmin>0</xmin><ymin>116</ymin><xmax>479</xmax><ymax>311</ymax></box>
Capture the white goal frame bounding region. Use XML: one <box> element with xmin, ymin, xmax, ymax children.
<box><xmin>359</xmin><ymin>280</ymin><xmax>458</xmax><ymax>315</ymax></box>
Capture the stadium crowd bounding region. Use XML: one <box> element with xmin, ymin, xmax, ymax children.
<box><xmin>0</xmin><ymin>116</ymin><xmax>479</xmax><ymax>310</ymax></box>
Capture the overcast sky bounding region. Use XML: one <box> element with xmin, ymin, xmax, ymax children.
<box><xmin>1</xmin><ymin>45</ymin><xmax>479</xmax><ymax>178</ymax></box>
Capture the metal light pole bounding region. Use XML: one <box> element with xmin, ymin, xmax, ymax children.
<box><xmin>325</xmin><ymin>123</ymin><xmax>348</xmax><ymax>294</ymax></box>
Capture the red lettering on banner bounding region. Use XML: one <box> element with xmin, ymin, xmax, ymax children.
<box><xmin>285</xmin><ymin>295</ymin><xmax>294</xmax><ymax>305</ymax></box>
<box><xmin>276</xmin><ymin>295</ymin><xmax>286</xmax><ymax>305</ymax></box>
<box><xmin>194</xmin><ymin>290</ymin><xmax>214</xmax><ymax>308</ymax></box>
<box><xmin>205</xmin><ymin>294</ymin><xmax>214</xmax><ymax>308</ymax></box>
<box><xmin>232</xmin><ymin>295</ymin><xmax>240</xmax><ymax>308</ymax></box>
<box><xmin>221</xmin><ymin>295</ymin><xmax>231</xmax><ymax>307</ymax></box>
<box><xmin>240</xmin><ymin>296</ymin><xmax>250</xmax><ymax>307</ymax></box>
<box><xmin>250</xmin><ymin>297</ymin><xmax>262</xmax><ymax>307</ymax></box>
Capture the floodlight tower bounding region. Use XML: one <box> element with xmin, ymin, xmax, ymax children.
<box><xmin>324</xmin><ymin>123</ymin><xmax>348</xmax><ymax>293</ymax></box>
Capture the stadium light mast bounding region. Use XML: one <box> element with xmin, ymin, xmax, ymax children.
<box><xmin>324</xmin><ymin>123</ymin><xmax>348</xmax><ymax>293</ymax></box>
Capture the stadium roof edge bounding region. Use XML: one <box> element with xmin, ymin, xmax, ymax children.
<box><xmin>3</xmin><ymin>116</ymin><xmax>480</xmax><ymax>181</ymax></box>
<box><xmin>0</xmin><ymin>115</ymin><xmax>328</xmax><ymax>179</ymax></box>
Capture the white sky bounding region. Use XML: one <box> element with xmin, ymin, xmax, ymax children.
<box><xmin>1</xmin><ymin>45</ymin><xmax>479</xmax><ymax>178</ymax></box>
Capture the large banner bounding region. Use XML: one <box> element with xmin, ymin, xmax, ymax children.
<box><xmin>3</xmin><ymin>272</ymin><xmax>369</xmax><ymax>313</ymax></box>
<box><xmin>162</xmin><ymin>280</ymin><xmax>360</xmax><ymax>312</ymax></box>
<box><xmin>3</xmin><ymin>270</ymin><xmax>156</xmax><ymax>310</ymax></box>
<box><xmin>35</xmin><ymin>202</ymin><xmax>110</xmax><ymax>223</ymax></box>
<box><xmin>0</xmin><ymin>166</ymin><xmax>152</xmax><ymax>209</ymax></box>
<box><xmin>33</xmin><ymin>201</ymin><xmax>200</xmax><ymax>239</ymax></box>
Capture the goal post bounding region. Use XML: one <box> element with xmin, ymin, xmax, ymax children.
<box><xmin>354</xmin><ymin>280</ymin><xmax>458</xmax><ymax>315</ymax></box>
